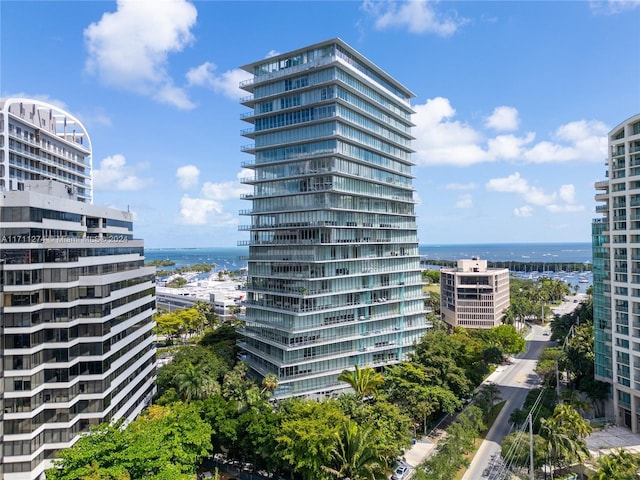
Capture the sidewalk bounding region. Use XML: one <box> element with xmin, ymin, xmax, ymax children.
<box><xmin>404</xmin><ymin>437</ymin><xmax>437</xmax><ymax>468</ymax></box>
<box><xmin>401</xmin><ymin>436</ymin><xmax>438</xmax><ymax>478</ymax></box>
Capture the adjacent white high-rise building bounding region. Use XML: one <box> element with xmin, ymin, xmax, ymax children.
<box><xmin>440</xmin><ymin>258</ymin><xmax>510</xmax><ymax>329</ymax></box>
<box><xmin>1</xmin><ymin>98</ymin><xmax>93</xmax><ymax>203</ymax></box>
<box><xmin>593</xmin><ymin>113</ymin><xmax>640</xmax><ymax>431</ymax></box>
<box><xmin>237</xmin><ymin>39</ymin><xmax>429</xmax><ymax>398</ymax></box>
<box><xmin>0</xmin><ymin>98</ymin><xmax>156</xmax><ymax>479</ymax></box>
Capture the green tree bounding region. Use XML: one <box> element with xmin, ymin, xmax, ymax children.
<box><xmin>193</xmin><ymin>300</ymin><xmax>212</xmax><ymax>333</ymax></box>
<box><xmin>473</xmin><ymin>383</ymin><xmax>501</xmax><ymax>422</ymax></box>
<box><xmin>535</xmin><ymin>347</ymin><xmax>563</xmax><ymax>385</ymax></box>
<box><xmin>48</xmin><ymin>403</ymin><xmax>212</xmax><ymax>480</ymax></box>
<box><xmin>424</xmin><ymin>290</ymin><xmax>440</xmax><ymax>317</ymax></box>
<box><xmin>155</xmin><ymin>345</ymin><xmax>227</xmax><ymax>403</ymax></box>
<box><xmin>154</xmin><ymin>311</ymin><xmax>182</xmax><ymax>342</ymax></box>
<box><xmin>338</xmin><ymin>395</ymin><xmax>412</xmax><ymax>460</ymax></box>
<box><xmin>501</xmin><ymin>431</ymin><xmax>546</xmax><ymax>469</ymax></box>
<box><xmin>592</xmin><ymin>449</ymin><xmax>640</xmax><ymax>480</ymax></box>
<box><xmin>383</xmin><ymin>362</ymin><xmax>460</xmax><ymax>433</ymax></box>
<box><xmin>422</xmin><ymin>270</ymin><xmax>440</xmax><ymax>284</ymax></box>
<box><xmin>176</xmin><ymin>362</ymin><xmax>219</xmax><ymax>401</ymax></box>
<box><xmin>338</xmin><ymin>365</ymin><xmax>384</xmax><ymax>400</ymax></box>
<box><xmin>410</xmin><ymin>330</ymin><xmax>473</xmax><ymax>398</ymax></box>
<box><xmin>489</xmin><ymin>325</ymin><xmax>526</xmax><ymax>354</ymax></box>
<box><xmin>540</xmin><ymin>404</ymin><xmax>591</xmax><ymax>476</ymax></box>
<box><xmin>167</xmin><ymin>276</ymin><xmax>188</xmax><ymax>288</ymax></box>
<box><xmin>322</xmin><ymin>420</ymin><xmax>388</xmax><ymax>480</ymax></box>
<box><xmin>176</xmin><ymin>307</ymin><xmax>204</xmax><ymax>339</ymax></box>
<box><xmin>275</xmin><ymin>398</ymin><xmax>349</xmax><ymax>480</ymax></box>
<box><xmin>261</xmin><ymin>373</ymin><xmax>279</xmax><ymax>395</ymax></box>
<box><xmin>198</xmin><ymin>323</ymin><xmax>241</xmax><ymax>368</ymax></box>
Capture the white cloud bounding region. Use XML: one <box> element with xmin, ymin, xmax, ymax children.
<box><xmin>176</xmin><ymin>169</ymin><xmax>252</xmax><ymax>225</ymax></box>
<box><xmin>200</xmin><ymin>169</ymin><xmax>252</xmax><ymax>200</ymax></box>
<box><xmin>486</xmin><ymin>133</ymin><xmax>536</xmax><ymax>160</ymax></box>
<box><xmin>177</xmin><ymin>195</ymin><xmax>239</xmax><ymax>226</ymax></box>
<box><xmin>266</xmin><ymin>50</ymin><xmax>280</xmax><ymax>58</ymax></box>
<box><xmin>412</xmin><ymin>97</ymin><xmax>608</xmax><ymax>167</ymax></box>
<box><xmin>446</xmin><ymin>182</ymin><xmax>476</xmax><ymax>191</ymax></box>
<box><xmin>84</xmin><ymin>0</ymin><xmax>197</xmax><ymax>109</ymax></box>
<box><xmin>93</xmin><ymin>154</ymin><xmax>151</xmax><ymax>191</ymax></box>
<box><xmin>455</xmin><ymin>194</ymin><xmax>473</xmax><ymax>209</ymax></box>
<box><xmin>362</xmin><ymin>0</ymin><xmax>468</xmax><ymax>36</ymax></box>
<box><xmin>514</xmin><ymin>206</ymin><xmax>533</xmax><ymax>217</ymax></box>
<box><xmin>485</xmin><ymin>106</ymin><xmax>519</xmax><ymax>131</ymax></box>
<box><xmin>590</xmin><ymin>0</ymin><xmax>640</xmax><ymax>15</ymax></box>
<box><xmin>176</xmin><ymin>164</ymin><xmax>200</xmax><ymax>189</ymax></box>
<box><xmin>186</xmin><ymin>62</ymin><xmax>252</xmax><ymax>100</ymax></box>
<box><xmin>486</xmin><ymin>172</ymin><xmax>584</xmax><ymax>213</ymax></box>
<box><xmin>178</xmin><ymin>196</ymin><xmax>221</xmax><ymax>225</ymax></box>
<box><xmin>413</xmin><ymin>97</ymin><xmax>491</xmax><ymax>166</ymax></box>
<box><xmin>523</xmin><ymin>120</ymin><xmax>608</xmax><ymax>163</ymax></box>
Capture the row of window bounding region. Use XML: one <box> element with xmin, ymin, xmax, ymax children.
<box><xmin>2</xmin><ymin>262</ymin><xmax>148</xmax><ymax>286</ymax></box>
<box><xmin>7</xmin><ymin>138</ymin><xmax>88</xmax><ymax>173</ymax></box>
<box><xmin>0</xmin><ymin>246</ymin><xmax>144</xmax><ymax>265</ymax></box>
<box><xmin>251</xmin><ymin>156</ymin><xmax>413</xmax><ymax>189</ymax></box>
<box><xmin>251</xmin><ymin>209</ymin><xmax>414</xmax><ymax>230</ymax></box>
<box><xmin>250</xmin><ymin>256</ymin><xmax>420</xmax><ymax>277</ymax></box>
<box><xmin>252</xmin><ymin>173</ymin><xmax>413</xmax><ymax>203</ymax></box>
<box><xmin>4</xmin><ymin>297</ymin><xmax>155</xmax><ymax>349</ymax></box>
<box><xmin>250</xmin><ymin>191</ymin><xmax>415</xmax><ymax>216</ymax></box>
<box><xmin>245</xmin><ymin>301</ymin><xmax>425</xmax><ymax>332</ymax></box>
<box><xmin>249</xmin><ymin>272</ymin><xmax>418</xmax><ymax>294</ymax></box>
<box><xmin>4</xmin><ymin>277</ymin><xmax>153</xmax><ymax>306</ymax></box>
<box><xmin>5</xmin><ymin>319</ymin><xmax>153</xmax><ymax>372</ymax></box>
<box><xmin>4</xmin><ymin>354</ymin><xmax>153</xmax><ymax>436</ymax></box>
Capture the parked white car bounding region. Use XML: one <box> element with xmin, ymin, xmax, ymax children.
<box><xmin>391</xmin><ymin>465</ymin><xmax>408</xmax><ymax>480</ymax></box>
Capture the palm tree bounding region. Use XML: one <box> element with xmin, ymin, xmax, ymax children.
<box><xmin>540</xmin><ymin>404</ymin><xmax>591</xmax><ymax>478</ymax></box>
<box><xmin>261</xmin><ymin>373</ymin><xmax>279</xmax><ymax>395</ymax></box>
<box><xmin>338</xmin><ymin>365</ymin><xmax>383</xmax><ymax>400</ymax></box>
<box><xmin>193</xmin><ymin>300</ymin><xmax>212</xmax><ymax>333</ymax></box>
<box><xmin>322</xmin><ymin>420</ymin><xmax>388</xmax><ymax>480</ymax></box>
<box><xmin>176</xmin><ymin>363</ymin><xmax>219</xmax><ymax>401</ymax></box>
<box><xmin>474</xmin><ymin>382</ymin><xmax>502</xmax><ymax>421</ymax></box>
<box><xmin>592</xmin><ymin>449</ymin><xmax>640</xmax><ymax>480</ymax></box>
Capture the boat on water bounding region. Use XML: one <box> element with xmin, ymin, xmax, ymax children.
<box><xmin>579</xmin><ymin>277</ymin><xmax>589</xmax><ymax>283</ymax></box>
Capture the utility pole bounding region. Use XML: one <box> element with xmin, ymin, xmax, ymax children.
<box><xmin>529</xmin><ymin>413</ymin><xmax>535</xmax><ymax>480</ymax></box>
<box><xmin>555</xmin><ymin>360</ymin><xmax>561</xmax><ymax>398</ymax></box>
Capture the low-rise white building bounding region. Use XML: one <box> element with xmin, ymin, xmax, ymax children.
<box><xmin>440</xmin><ymin>257</ymin><xmax>510</xmax><ymax>329</ymax></box>
<box><xmin>156</xmin><ymin>278</ymin><xmax>245</xmax><ymax>322</ymax></box>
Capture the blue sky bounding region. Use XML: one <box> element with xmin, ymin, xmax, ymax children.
<box><xmin>2</xmin><ymin>0</ymin><xmax>639</xmax><ymax>248</ymax></box>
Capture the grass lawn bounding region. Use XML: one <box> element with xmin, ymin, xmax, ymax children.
<box><xmin>454</xmin><ymin>400</ymin><xmax>507</xmax><ymax>480</ymax></box>
<box><xmin>424</xmin><ymin>283</ymin><xmax>440</xmax><ymax>294</ymax></box>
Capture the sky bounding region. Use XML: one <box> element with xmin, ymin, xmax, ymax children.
<box><xmin>2</xmin><ymin>0</ymin><xmax>639</xmax><ymax>248</ymax></box>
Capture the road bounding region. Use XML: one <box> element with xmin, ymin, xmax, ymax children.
<box><xmin>462</xmin><ymin>324</ymin><xmax>550</xmax><ymax>480</ymax></box>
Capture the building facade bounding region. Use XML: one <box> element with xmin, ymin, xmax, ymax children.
<box><xmin>237</xmin><ymin>38</ymin><xmax>429</xmax><ymax>398</ymax></box>
<box><xmin>1</xmin><ymin>98</ymin><xmax>92</xmax><ymax>203</ymax></box>
<box><xmin>440</xmin><ymin>258</ymin><xmax>510</xmax><ymax>329</ymax></box>
<box><xmin>0</xmin><ymin>97</ymin><xmax>155</xmax><ymax>479</ymax></box>
<box><xmin>593</xmin><ymin>113</ymin><xmax>640</xmax><ymax>431</ymax></box>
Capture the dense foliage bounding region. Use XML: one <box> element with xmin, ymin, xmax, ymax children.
<box><xmin>49</xmin><ymin>319</ymin><xmax>523</xmax><ymax>479</ymax></box>
<box><xmin>48</xmin><ymin>404</ymin><xmax>212</xmax><ymax>480</ymax></box>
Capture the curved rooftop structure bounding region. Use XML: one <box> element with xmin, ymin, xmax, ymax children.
<box><xmin>0</xmin><ymin>97</ymin><xmax>93</xmax><ymax>203</ymax></box>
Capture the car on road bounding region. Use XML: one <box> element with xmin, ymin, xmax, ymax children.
<box><xmin>391</xmin><ymin>465</ymin><xmax>408</xmax><ymax>480</ymax></box>
<box><xmin>543</xmin><ymin>330</ymin><xmax>550</xmax><ymax>336</ymax></box>
<box><xmin>391</xmin><ymin>465</ymin><xmax>409</xmax><ymax>480</ymax></box>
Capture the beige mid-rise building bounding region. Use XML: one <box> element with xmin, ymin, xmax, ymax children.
<box><xmin>440</xmin><ymin>258</ymin><xmax>510</xmax><ymax>329</ymax></box>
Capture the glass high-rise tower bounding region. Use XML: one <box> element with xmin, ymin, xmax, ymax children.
<box><xmin>238</xmin><ymin>39</ymin><xmax>429</xmax><ymax>398</ymax></box>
